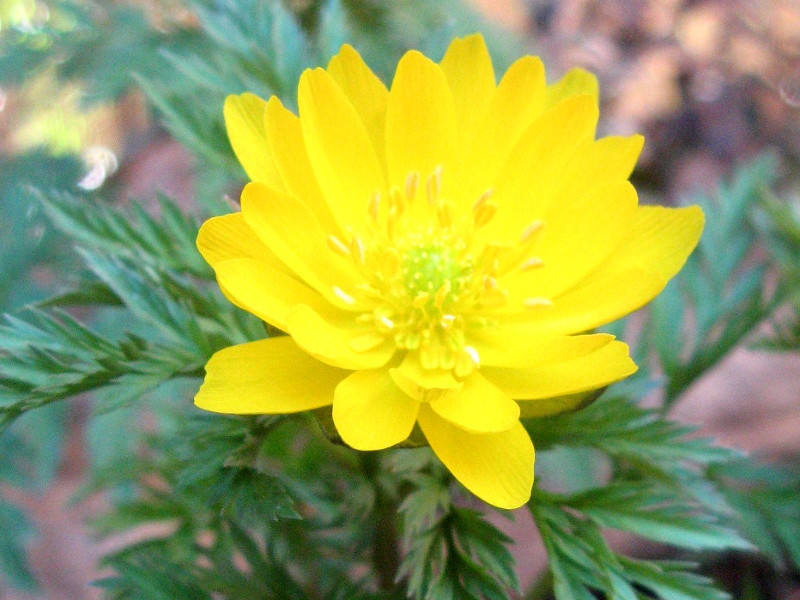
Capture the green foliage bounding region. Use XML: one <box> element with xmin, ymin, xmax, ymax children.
<box><xmin>38</xmin><ymin>191</ymin><xmax>212</xmax><ymax>278</ymax></box>
<box><xmin>0</xmin><ymin>190</ymin><xmax>264</xmax><ymax>430</ymax></box>
<box><xmin>532</xmin><ymin>500</ymin><xmax>730</xmax><ymax>600</ymax></box>
<box><xmin>393</xmin><ymin>452</ymin><xmax>520</xmax><ymax>600</ymax></box>
<box><xmin>711</xmin><ymin>460</ymin><xmax>800</xmax><ymax>570</ymax></box>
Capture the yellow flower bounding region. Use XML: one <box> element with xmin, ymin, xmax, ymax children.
<box><xmin>194</xmin><ymin>34</ymin><xmax>703</xmax><ymax>509</ymax></box>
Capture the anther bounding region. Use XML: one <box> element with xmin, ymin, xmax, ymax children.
<box><xmin>350</xmin><ymin>236</ymin><xmax>365</xmax><ymax>266</ymax></box>
<box><xmin>464</xmin><ymin>345</ymin><xmax>480</xmax><ymax>366</ymax></box>
<box><xmin>412</xmin><ymin>292</ymin><xmax>430</xmax><ymax>308</ymax></box>
<box><xmin>434</xmin><ymin>280</ymin><xmax>451</xmax><ymax>307</ymax></box>
<box><xmin>333</xmin><ymin>286</ymin><xmax>357</xmax><ymax>305</ymax></box>
<box><xmin>440</xmin><ymin>314</ymin><xmax>456</xmax><ymax>329</ymax></box>
<box><xmin>378</xmin><ymin>315</ymin><xmax>395</xmax><ymax>331</ymax></box>
<box><xmin>483</xmin><ymin>275</ymin><xmax>498</xmax><ymax>291</ymax></box>
<box><xmin>368</xmin><ymin>192</ymin><xmax>381</xmax><ymax>221</ymax></box>
<box><xmin>327</xmin><ymin>235</ymin><xmax>351</xmax><ymax>257</ymax></box>
<box><xmin>390</xmin><ymin>188</ymin><xmax>406</xmax><ymax>216</ymax></box>
<box><xmin>405</xmin><ymin>171</ymin><xmax>419</xmax><ymax>201</ymax></box>
<box><xmin>523</xmin><ymin>297</ymin><xmax>552</xmax><ymax>309</ymax></box>
<box><xmin>437</xmin><ymin>200</ymin><xmax>455</xmax><ymax>229</ymax></box>
<box><xmin>426</xmin><ymin>167</ymin><xmax>442</xmax><ymax>206</ymax></box>
<box><xmin>520</xmin><ymin>220</ymin><xmax>544</xmax><ymax>243</ymax></box>
<box><xmin>520</xmin><ymin>257</ymin><xmax>544</xmax><ymax>271</ymax></box>
<box><xmin>472</xmin><ymin>198</ymin><xmax>498</xmax><ymax>229</ymax></box>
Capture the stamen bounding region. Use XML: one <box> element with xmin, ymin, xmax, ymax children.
<box><xmin>523</xmin><ymin>297</ymin><xmax>552</xmax><ymax>309</ymax></box>
<box><xmin>390</xmin><ymin>188</ymin><xmax>406</xmax><ymax>216</ymax></box>
<box><xmin>327</xmin><ymin>235</ymin><xmax>350</xmax><ymax>257</ymax></box>
<box><xmin>464</xmin><ymin>345</ymin><xmax>480</xmax><ymax>366</ymax></box>
<box><xmin>437</xmin><ymin>200</ymin><xmax>455</xmax><ymax>229</ymax></box>
<box><xmin>350</xmin><ymin>235</ymin><xmax>365</xmax><ymax>266</ymax></box>
<box><xmin>426</xmin><ymin>166</ymin><xmax>442</xmax><ymax>206</ymax></box>
<box><xmin>440</xmin><ymin>314</ymin><xmax>455</xmax><ymax>329</ymax></box>
<box><xmin>412</xmin><ymin>292</ymin><xmax>430</xmax><ymax>308</ymax></box>
<box><xmin>405</xmin><ymin>171</ymin><xmax>419</xmax><ymax>201</ymax></box>
<box><xmin>520</xmin><ymin>257</ymin><xmax>544</xmax><ymax>271</ymax></box>
<box><xmin>434</xmin><ymin>280</ymin><xmax>451</xmax><ymax>307</ymax></box>
<box><xmin>520</xmin><ymin>220</ymin><xmax>544</xmax><ymax>243</ymax></box>
<box><xmin>333</xmin><ymin>286</ymin><xmax>357</xmax><ymax>305</ymax></box>
<box><xmin>382</xmin><ymin>248</ymin><xmax>401</xmax><ymax>275</ymax></box>
<box><xmin>378</xmin><ymin>315</ymin><xmax>395</xmax><ymax>331</ymax></box>
<box><xmin>483</xmin><ymin>275</ymin><xmax>498</xmax><ymax>291</ymax></box>
<box><xmin>368</xmin><ymin>191</ymin><xmax>381</xmax><ymax>221</ymax></box>
<box><xmin>472</xmin><ymin>190</ymin><xmax>498</xmax><ymax>228</ymax></box>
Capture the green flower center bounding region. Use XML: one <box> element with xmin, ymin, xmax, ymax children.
<box><xmin>326</xmin><ymin>167</ymin><xmax>551</xmax><ymax>377</ymax></box>
<box><xmin>401</xmin><ymin>241</ymin><xmax>472</xmax><ymax>309</ymax></box>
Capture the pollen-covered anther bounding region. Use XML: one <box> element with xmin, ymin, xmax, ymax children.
<box><xmin>333</xmin><ymin>286</ymin><xmax>357</xmax><ymax>305</ymax></box>
<box><xmin>368</xmin><ymin>191</ymin><xmax>381</xmax><ymax>221</ymax></box>
<box><xmin>327</xmin><ymin>235</ymin><xmax>351</xmax><ymax>257</ymax></box>
<box><xmin>426</xmin><ymin>166</ymin><xmax>442</xmax><ymax>206</ymax></box>
<box><xmin>434</xmin><ymin>279</ymin><xmax>451</xmax><ymax>307</ymax></box>
<box><xmin>350</xmin><ymin>235</ymin><xmax>365</xmax><ymax>266</ymax></box>
<box><xmin>390</xmin><ymin>188</ymin><xmax>406</xmax><ymax>217</ymax></box>
<box><xmin>378</xmin><ymin>315</ymin><xmax>395</xmax><ymax>331</ymax></box>
<box><xmin>520</xmin><ymin>257</ymin><xmax>544</xmax><ymax>271</ymax></box>
<box><xmin>405</xmin><ymin>171</ymin><xmax>419</xmax><ymax>201</ymax></box>
<box><xmin>436</xmin><ymin>199</ymin><xmax>456</xmax><ymax>229</ymax></box>
<box><xmin>412</xmin><ymin>292</ymin><xmax>430</xmax><ymax>308</ymax></box>
<box><xmin>523</xmin><ymin>297</ymin><xmax>552</xmax><ymax>309</ymax></box>
<box><xmin>520</xmin><ymin>220</ymin><xmax>544</xmax><ymax>243</ymax></box>
<box><xmin>472</xmin><ymin>190</ymin><xmax>498</xmax><ymax>229</ymax></box>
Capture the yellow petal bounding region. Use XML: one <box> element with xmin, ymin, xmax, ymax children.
<box><xmin>214</xmin><ymin>258</ymin><xmax>333</xmax><ymax>330</ymax></box>
<box><xmin>503</xmin><ymin>180</ymin><xmax>638</xmax><ymax>300</ymax></box>
<box><xmin>195</xmin><ymin>337</ymin><xmax>345</xmax><ymax>414</ymax></box>
<box><xmin>545</xmin><ymin>67</ymin><xmax>599</xmax><ymax>109</ymax></box>
<box><xmin>326</xmin><ymin>44</ymin><xmax>389</xmax><ymax>172</ymax></box>
<box><xmin>418</xmin><ymin>404</ymin><xmax>534</xmax><ymax>509</ymax></box>
<box><xmin>454</xmin><ymin>54</ymin><xmax>546</xmax><ymax>210</ymax></box>
<box><xmin>223</xmin><ymin>93</ymin><xmax>284</xmax><ymax>188</ymax></box>
<box><xmin>518</xmin><ymin>388</ymin><xmax>603</xmax><ymax>419</ymax></box>
<box><xmin>439</xmin><ymin>34</ymin><xmax>495</xmax><ymax>150</ymax></box>
<box><xmin>298</xmin><ymin>67</ymin><xmax>385</xmax><ymax>235</ymax></box>
<box><xmin>286</xmin><ymin>304</ymin><xmax>395</xmax><ymax>370</ymax></box>
<box><xmin>429</xmin><ymin>372</ymin><xmax>519</xmax><ymax>433</ymax></box>
<box><xmin>468</xmin><ymin>330</ymin><xmax>615</xmax><ymax>368</ymax></box>
<box><xmin>333</xmin><ymin>369</ymin><xmax>419</xmax><ymax>450</ymax></box>
<box><xmin>502</xmin><ymin>268</ymin><xmax>666</xmax><ymax>336</ymax></box>
<box><xmin>598</xmin><ymin>205</ymin><xmax>705</xmax><ymax>280</ymax></box>
<box><xmin>263</xmin><ymin>97</ymin><xmax>339</xmax><ymax>234</ymax></box>
<box><xmin>486</xmin><ymin>95</ymin><xmax>599</xmax><ymax>242</ymax></box>
<box><xmin>385</xmin><ymin>50</ymin><xmax>458</xmax><ymax>191</ymax></box>
<box><xmin>241</xmin><ymin>182</ymin><xmax>366</xmax><ymax>311</ymax></box>
<box><xmin>196</xmin><ymin>212</ymin><xmax>286</xmax><ymax>271</ymax></box>
<box><xmin>484</xmin><ymin>339</ymin><xmax>636</xmax><ymax>400</ymax></box>
<box><xmin>562</xmin><ymin>134</ymin><xmax>644</xmax><ymax>191</ymax></box>
<box><xmin>388</xmin><ymin>352</ymin><xmax>461</xmax><ymax>402</ymax></box>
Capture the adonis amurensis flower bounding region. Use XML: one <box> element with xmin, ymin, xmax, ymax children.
<box><xmin>195</xmin><ymin>34</ymin><xmax>703</xmax><ymax>509</ymax></box>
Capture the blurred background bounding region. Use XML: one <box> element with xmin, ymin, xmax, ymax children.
<box><xmin>2</xmin><ymin>0</ymin><xmax>800</xmax><ymax>598</ymax></box>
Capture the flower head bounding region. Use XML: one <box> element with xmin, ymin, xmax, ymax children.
<box><xmin>195</xmin><ymin>35</ymin><xmax>703</xmax><ymax>509</ymax></box>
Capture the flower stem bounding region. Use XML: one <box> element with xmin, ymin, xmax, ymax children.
<box><xmin>361</xmin><ymin>452</ymin><xmax>401</xmax><ymax>593</ymax></box>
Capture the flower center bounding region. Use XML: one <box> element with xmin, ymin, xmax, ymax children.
<box><xmin>401</xmin><ymin>240</ymin><xmax>471</xmax><ymax>309</ymax></box>
<box><xmin>326</xmin><ymin>167</ymin><xmax>551</xmax><ymax>377</ymax></box>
